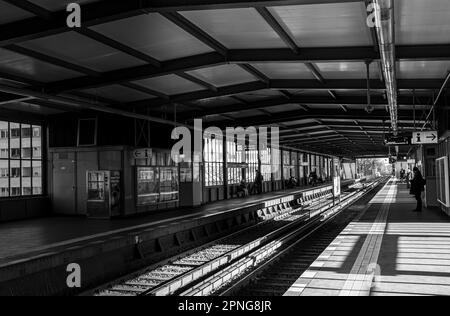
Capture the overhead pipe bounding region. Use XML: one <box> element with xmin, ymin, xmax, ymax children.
<box><xmin>373</xmin><ymin>0</ymin><xmax>398</xmax><ymax>135</ymax></box>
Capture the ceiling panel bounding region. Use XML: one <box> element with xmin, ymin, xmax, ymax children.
<box><xmin>265</xmin><ymin>104</ymin><xmax>306</xmax><ymax>114</ymax></box>
<box><xmin>233</xmin><ymin>89</ymin><xmax>283</xmax><ymax>102</ymax></box>
<box><xmin>191</xmin><ymin>96</ymin><xmax>238</xmax><ymax>108</ymax></box>
<box><xmin>316</xmin><ymin>62</ymin><xmax>380</xmax><ymax>79</ymax></box>
<box><xmin>269</xmin><ymin>2</ymin><xmax>372</xmax><ymax>47</ymax></box>
<box><xmin>187</xmin><ymin>64</ymin><xmax>257</xmax><ymax>87</ymax></box>
<box><xmin>180</xmin><ymin>8</ymin><xmax>287</xmax><ymax>49</ymax></box>
<box><xmin>202</xmin><ymin>114</ymin><xmax>231</xmax><ymax>122</ymax></box>
<box><xmin>397</xmin><ymin>61</ymin><xmax>450</xmax><ymax>79</ymax></box>
<box><xmin>28</xmin><ymin>0</ymin><xmax>99</xmax><ymax>11</ymax></box>
<box><xmin>396</xmin><ymin>0</ymin><xmax>450</xmax><ymax>45</ymax></box>
<box><xmin>252</xmin><ymin>63</ymin><xmax>316</xmax><ymax>79</ymax></box>
<box><xmin>283</xmin><ymin>119</ymin><xmax>317</xmax><ymax>126</ymax></box>
<box><xmin>82</xmin><ymin>85</ymin><xmax>154</xmax><ymax>103</ymax></box>
<box><xmin>133</xmin><ymin>74</ymin><xmax>204</xmax><ymax>95</ymax></box>
<box><xmin>0</xmin><ymin>102</ymin><xmax>63</xmax><ymax>115</ymax></box>
<box><xmin>19</xmin><ymin>31</ymin><xmax>146</xmax><ymax>72</ymax></box>
<box><xmin>0</xmin><ymin>2</ymin><xmax>33</xmax><ymax>24</ymax></box>
<box><xmin>227</xmin><ymin>109</ymin><xmax>263</xmax><ymax>118</ymax></box>
<box><xmin>91</xmin><ymin>13</ymin><xmax>214</xmax><ymax>61</ymax></box>
<box><xmin>0</xmin><ymin>48</ymin><xmax>82</xmax><ymax>82</ymax></box>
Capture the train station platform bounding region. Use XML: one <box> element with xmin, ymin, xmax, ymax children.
<box><xmin>285</xmin><ymin>179</ymin><xmax>450</xmax><ymax>296</ymax></box>
<box><xmin>0</xmin><ymin>182</ymin><xmax>343</xmax><ymax>296</ymax></box>
<box><xmin>0</xmin><ymin>183</ymin><xmax>340</xmax><ymax>265</ymax></box>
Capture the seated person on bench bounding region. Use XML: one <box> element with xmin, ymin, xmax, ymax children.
<box><xmin>287</xmin><ymin>176</ymin><xmax>297</xmax><ymax>189</ymax></box>
<box><xmin>237</xmin><ymin>180</ymin><xmax>249</xmax><ymax>198</ymax></box>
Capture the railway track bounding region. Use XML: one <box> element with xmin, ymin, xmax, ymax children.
<box><xmin>219</xmin><ymin>178</ymin><xmax>389</xmax><ymax>297</ymax></box>
<box><xmin>177</xmin><ymin>178</ymin><xmax>387</xmax><ymax>297</ymax></box>
<box><xmin>89</xmin><ymin>180</ymin><xmax>379</xmax><ymax>297</ymax></box>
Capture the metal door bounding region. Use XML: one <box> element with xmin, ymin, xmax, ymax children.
<box><xmin>52</xmin><ymin>152</ymin><xmax>77</xmax><ymax>215</ymax></box>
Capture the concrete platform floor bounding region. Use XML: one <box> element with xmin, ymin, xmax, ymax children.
<box><xmin>284</xmin><ymin>179</ymin><xmax>450</xmax><ymax>296</ymax></box>
<box><xmin>0</xmin><ymin>184</ymin><xmax>331</xmax><ymax>265</ymax></box>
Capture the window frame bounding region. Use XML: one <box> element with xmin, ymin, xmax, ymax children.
<box><xmin>0</xmin><ymin>120</ymin><xmax>44</xmax><ymax>199</ymax></box>
<box><xmin>204</xmin><ymin>137</ymin><xmax>224</xmax><ymax>188</ymax></box>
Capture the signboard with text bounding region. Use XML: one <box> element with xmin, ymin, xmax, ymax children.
<box><xmin>384</xmin><ymin>134</ymin><xmax>411</xmax><ymax>146</ymax></box>
<box><xmin>411</xmin><ymin>131</ymin><xmax>438</xmax><ymax>145</ymax></box>
<box><xmin>133</xmin><ymin>148</ymin><xmax>152</xmax><ymax>159</ymax></box>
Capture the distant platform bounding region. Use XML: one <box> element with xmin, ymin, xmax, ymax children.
<box><xmin>284</xmin><ymin>180</ymin><xmax>450</xmax><ymax>296</ymax></box>
<box><xmin>0</xmin><ymin>182</ymin><xmax>339</xmax><ymax>266</ymax></box>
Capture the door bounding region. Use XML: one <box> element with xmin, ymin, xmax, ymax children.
<box><xmin>52</xmin><ymin>152</ymin><xmax>76</xmax><ymax>215</ymax></box>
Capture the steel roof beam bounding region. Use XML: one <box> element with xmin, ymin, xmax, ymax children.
<box><xmin>33</xmin><ymin>46</ymin><xmax>449</xmax><ymax>93</ymax></box>
<box><xmin>132</xmin><ymin>79</ymin><xmax>440</xmax><ymax>109</ymax></box>
<box><xmin>209</xmin><ymin>109</ymin><xmax>422</xmax><ymax>128</ymax></box>
<box><xmin>180</xmin><ymin>95</ymin><xmax>427</xmax><ymax>118</ymax></box>
<box><xmin>238</xmin><ymin>64</ymin><xmax>270</xmax><ymax>86</ymax></box>
<box><xmin>75</xmin><ymin>28</ymin><xmax>161</xmax><ymax>67</ymax></box>
<box><xmin>160</xmin><ymin>12</ymin><xmax>228</xmax><ymax>56</ymax></box>
<box><xmin>256</xmin><ymin>7</ymin><xmax>300</xmax><ymax>54</ymax></box>
<box><xmin>3</xmin><ymin>0</ymin><xmax>162</xmax><ymax>67</ymax></box>
<box><xmin>0</xmin><ymin>0</ymin><xmax>363</xmax><ymax>46</ymax></box>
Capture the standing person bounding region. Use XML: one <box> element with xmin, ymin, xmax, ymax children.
<box><xmin>253</xmin><ymin>170</ymin><xmax>263</xmax><ymax>195</ymax></box>
<box><xmin>400</xmin><ymin>168</ymin><xmax>406</xmax><ymax>182</ymax></box>
<box><xmin>410</xmin><ymin>167</ymin><xmax>426</xmax><ymax>212</ymax></box>
<box><xmin>406</xmin><ymin>169</ymin><xmax>412</xmax><ymax>189</ymax></box>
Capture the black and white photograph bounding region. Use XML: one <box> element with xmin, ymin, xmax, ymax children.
<box><xmin>0</xmin><ymin>0</ymin><xmax>449</xmax><ymax>302</ymax></box>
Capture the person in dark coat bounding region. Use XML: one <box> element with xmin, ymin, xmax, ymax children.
<box><xmin>252</xmin><ymin>170</ymin><xmax>263</xmax><ymax>195</ymax></box>
<box><xmin>410</xmin><ymin>167</ymin><xmax>426</xmax><ymax>212</ymax></box>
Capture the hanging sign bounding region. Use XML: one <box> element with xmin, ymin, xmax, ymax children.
<box><xmin>411</xmin><ymin>131</ymin><xmax>438</xmax><ymax>145</ymax></box>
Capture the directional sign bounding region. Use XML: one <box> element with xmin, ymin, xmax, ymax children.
<box><xmin>384</xmin><ymin>134</ymin><xmax>411</xmax><ymax>146</ymax></box>
<box><xmin>133</xmin><ymin>148</ymin><xmax>152</xmax><ymax>159</ymax></box>
<box><xmin>411</xmin><ymin>131</ymin><xmax>438</xmax><ymax>145</ymax></box>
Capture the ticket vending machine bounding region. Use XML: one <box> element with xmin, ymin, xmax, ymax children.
<box><xmin>86</xmin><ymin>171</ymin><xmax>122</xmax><ymax>219</ymax></box>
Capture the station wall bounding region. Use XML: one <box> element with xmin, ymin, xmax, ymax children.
<box><xmin>437</xmin><ymin>133</ymin><xmax>450</xmax><ymax>215</ymax></box>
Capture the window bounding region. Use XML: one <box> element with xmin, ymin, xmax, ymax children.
<box><xmin>226</xmin><ymin>141</ymin><xmax>243</xmax><ymax>185</ymax></box>
<box><xmin>11</xmin><ymin>148</ymin><xmax>20</xmax><ymax>158</ymax></box>
<box><xmin>0</xmin><ymin>121</ymin><xmax>43</xmax><ymax>198</ymax></box>
<box><xmin>87</xmin><ymin>171</ymin><xmax>105</xmax><ymax>201</ymax></box>
<box><xmin>136</xmin><ymin>164</ymin><xmax>179</xmax><ymax>206</ymax></box>
<box><xmin>22</xmin><ymin>127</ymin><xmax>31</xmax><ymax>138</ymax></box>
<box><xmin>11</xmin><ymin>167</ymin><xmax>20</xmax><ymax>178</ymax></box>
<box><xmin>33</xmin><ymin>127</ymin><xmax>41</xmax><ymax>138</ymax></box>
<box><xmin>11</xmin><ymin>187</ymin><xmax>20</xmax><ymax>197</ymax></box>
<box><xmin>0</xmin><ymin>187</ymin><xmax>9</xmax><ymax>197</ymax></box>
<box><xmin>0</xmin><ymin>149</ymin><xmax>7</xmax><ymax>158</ymax></box>
<box><xmin>272</xmin><ymin>148</ymin><xmax>282</xmax><ymax>181</ymax></box>
<box><xmin>246</xmin><ymin>148</ymin><xmax>258</xmax><ymax>183</ymax></box>
<box><xmin>204</xmin><ymin>137</ymin><xmax>223</xmax><ymax>187</ymax></box>
<box><xmin>283</xmin><ymin>151</ymin><xmax>291</xmax><ymax>179</ymax></box>
<box><xmin>0</xmin><ymin>168</ymin><xmax>8</xmax><ymax>178</ymax></box>
<box><xmin>0</xmin><ymin>129</ymin><xmax>8</xmax><ymax>139</ymax></box>
<box><xmin>260</xmin><ymin>147</ymin><xmax>272</xmax><ymax>182</ymax></box>
<box><xmin>10</xmin><ymin>128</ymin><xmax>20</xmax><ymax>138</ymax></box>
